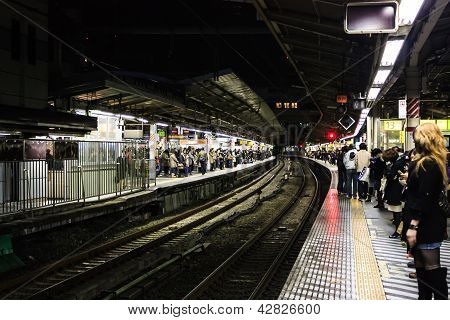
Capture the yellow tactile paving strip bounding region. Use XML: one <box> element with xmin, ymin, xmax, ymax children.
<box><xmin>351</xmin><ymin>200</ymin><xmax>386</xmax><ymax>300</ymax></box>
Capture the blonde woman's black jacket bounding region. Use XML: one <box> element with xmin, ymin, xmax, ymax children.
<box><xmin>406</xmin><ymin>159</ymin><xmax>447</xmax><ymax>244</ymax></box>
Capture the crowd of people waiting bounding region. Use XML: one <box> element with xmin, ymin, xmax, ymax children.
<box><xmin>156</xmin><ymin>147</ymin><xmax>272</xmax><ymax>178</ymax></box>
<box><xmin>309</xmin><ymin>123</ymin><xmax>449</xmax><ymax>300</ymax></box>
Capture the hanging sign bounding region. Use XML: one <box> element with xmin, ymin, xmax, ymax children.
<box><xmin>398</xmin><ymin>99</ymin><xmax>407</xmax><ymax>119</ymax></box>
<box><xmin>157</xmin><ymin>129</ymin><xmax>166</xmax><ymax>137</ymax></box>
<box><xmin>275</xmin><ymin>102</ymin><xmax>299</xmax><ymax>109</ymax></box>
<box><xmin>336</xmin><ymin>95</ymin><xmax>348</xmax><ymax>104</ymax></box>
<box><xmin>338</xmin><ymin>114</ymin><xmax>355</xmax><ymax>130</ymax></box>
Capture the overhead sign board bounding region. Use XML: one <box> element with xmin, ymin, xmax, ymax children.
<box><xmin>345</xmin><ymin>1</ymin><xmax>398</xmax><ymax>34</ymax></box>
<box><xmin>275</xmin><ymin>102</ymin><xmax>299</xmax><ymax>109</ymax></box>
<box><xmin>353</xmin><ymin>98</ymin><xmax>366</xmax><ymax>110</ymax></box>
<box><xmin>336</xmin><ymin>95</ymin><xmax>348</xmax><ymax>104</ymax></box>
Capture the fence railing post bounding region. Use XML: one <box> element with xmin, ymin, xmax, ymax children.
<box><xmin>78</xmin><ymin>165</ymin><xmax>85</xmax><ymax>205</ymax></box>
<box><xmin>97</xmin><ymin>143</ymin><xmax>101</xmax><ymax>201</ymax></box>
<box><xmin>22</xmin><ymin>168</ymin><xmax>26</xmax><ymax>214</ymax></box>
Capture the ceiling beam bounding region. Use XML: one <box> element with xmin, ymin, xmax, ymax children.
<box><xmin>265</xmin><ymin>10</ymin><xmax>342</xmax><ymax>33</ymax></box>
<box><xmin>87</xmin><ymin>26</ymin><xmax>271</xmax><ymax>35</ymax></box>
<box><xmin>282</xmin><ymin>37</ymin><xmax>363</xmax><ymax>57</ymax></box>
<box><xmin>265</xmin><ymin>11</ymin><xmax>363</xmax><ymax>44</ymax></box>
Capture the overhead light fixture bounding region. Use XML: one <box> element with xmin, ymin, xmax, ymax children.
<box><xmin>191</xmin><ymin>128</ymin><xmax>212</xmax><ymax>135</ymax></box>
<box><xmin>361</xmin><ymin>108</ymin><xmax>371</xmax><ymax>116</ymax></box>
<box><xmin>380</xmin><ymin>39</ymin><xmax>405</xmax><ymax>67</ymax></box>
<box><xmin>90</xmin><ymin>110</ymin><xmax>115</xmax><ymax>117</ymax></box>
<box><xmin>368</xmin><ymin>88</ymin><xmax>381</xmax><ymax>100</ymax></box>
<box><xmin>120</xmin><ymin>114</ymin><xmax>135</xmax><ymax>120</ymax></box>
<box><xmin>399</xmin><ymin>0</ymin><xmax>424</xmax><ymax>26</ymax></box>
<box><xmin>373</xmin><ymin>69</ymin><xmax>391</xmax><ymax>85</ymax></box>
<box><xmin>136</xmin><ymin>118</ymin><xmax>149</xmax><ymax>123</ymax></box>
<box><xmin>156</xmin><ymin>122</ymin><xmax>168</xmax><ymax>127</ymax></box>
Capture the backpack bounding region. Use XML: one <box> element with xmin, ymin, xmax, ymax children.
<box><xmin>349</xmin><ymin>151</ymin><xmax>356</xmax><ymax>161</ymax></box>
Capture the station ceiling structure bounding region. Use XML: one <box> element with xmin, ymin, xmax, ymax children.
<box><xmin>252</xmin><ymin>0</ymin><xmax>382</xmax><ymax>141</ymax></box>
<box><xmin>47</xmin><ymin>0</ymin><xmax>449</xmax><ymax>144</ymax></box>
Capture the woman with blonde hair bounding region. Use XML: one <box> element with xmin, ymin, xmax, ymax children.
<box><xmin>405</xmin><ymin>123</ymin><xmax>448</xmax><ymax>299</ymax></box>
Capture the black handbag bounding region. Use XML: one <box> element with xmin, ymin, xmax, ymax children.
<box><xmin>438</xmin><ymin>185</ymin><xmax>449</xmax><ymax>217</ymax></box>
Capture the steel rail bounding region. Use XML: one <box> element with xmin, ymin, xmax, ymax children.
<box><xmin>183</xmin><ymin>161</ymin><xmax>314</xmax><ymax>300</ymax></box>
<box><xmin>249</xmin><ymin>165</ymin><xmax>320</xmax><ymax>299</ymax></box>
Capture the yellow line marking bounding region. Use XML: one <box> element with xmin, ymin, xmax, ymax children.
<box><xmin>351</xmin><ymin>199</ymin><xmax>386</xmax><ymax>300</ymax></box>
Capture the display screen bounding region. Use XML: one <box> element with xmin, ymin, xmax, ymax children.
<box><xmin>346</xmin><ymin>2</ymin><xmax>397</xmax><ymax>34</ymax></box>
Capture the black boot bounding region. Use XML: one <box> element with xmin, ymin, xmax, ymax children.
<box><xmin>367</xmin><ymin>187</ymin><xmax>373</xmax><ymax>202</ymax></box>
<box><xmin>374</xmin><ymin>190</ymin><xmax>384</xmax><ymax>208</ymax></box>
<box><xmin>416</xmin><ymin>269</ymin><xmax>433</xmax><ymax>300</ymax></box>
<box><xmin>429</xmin><ymin>268</ymin><xmax>448</xmax><ymax>300</ymax></box>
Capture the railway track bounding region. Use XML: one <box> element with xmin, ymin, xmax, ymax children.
<box><xmin>2</xmin><ymin>160</ymin><xmax>286</xmax><ymax>299</ymax></box>
<box><xmin>184</xmin><ymin>161</ymin><xmax>320</xmax><ymax>300</ymax></box>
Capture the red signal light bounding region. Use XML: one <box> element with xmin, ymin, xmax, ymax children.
<box><xmin>327</xmin><ymin>131</ymin><xmax>336</xmax><ymax>141</ymax></box>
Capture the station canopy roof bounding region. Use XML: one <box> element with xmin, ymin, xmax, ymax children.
<box><xmin>52</xmin><ymin>69</ymin><xmax>283</xmax><ymax>142</ymax></box>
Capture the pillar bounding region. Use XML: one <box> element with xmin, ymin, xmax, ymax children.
<box><xmin>405</xmin><ymin>67</ymin><xmax>421</xmax><ymax>151</ymax></box>
<box><xmin>366</xmin><ymin>116</ymin><xmax>373</xmax><ymax>151</ymax></box>
<box><xmin>206</xmin><ymin>133</ymin><xmax>211</xmax><ymax>171</ymax></box>
<box><xmin>149</xmin><ymin>124</ymin><xmax>157</xmax><ymax>183</ymax></box>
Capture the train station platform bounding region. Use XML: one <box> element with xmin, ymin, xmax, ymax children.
<box><xmin>0</xmin><ymin>157</ymin><xmax>276</xmax><ymax>236</ymax></box>
<box><xmin>279</xmin><ymin>159</ymin><xmax>450</xmax><ymax>300</ymax></box>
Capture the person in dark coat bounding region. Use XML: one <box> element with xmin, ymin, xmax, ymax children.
<box><xmin>405</xmin><ymin>123</ymin><xmax>448</xmax><ymax>300</ymax></box>
<box><xmin>337</xmin><ymin>146</ymin><xmax>348</xmax><ymax>196</ymax></box>
<box><xmin>383</xmin><ymin>148</ymin><xmax>409</xmax><ymax>238</ymax></box>
<box><xmin>369</xmin><ymin>148</ymin><xmax>385</xmax><ymax>206</ymax></box>
<box><xmin>116</xmin><ymin>149</ymin><xmax>129</xmax><ymax>189</ymax></box>
<box><xmin>162</xmin><ymin>150</ymin><xmax>170</xmax><ymax>176</ymax></box>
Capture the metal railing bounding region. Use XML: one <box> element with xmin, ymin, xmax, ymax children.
<box><xmin>0</xmin><ymin>139</ymin><xmax>155</xmax><ymax>215</ymax></box>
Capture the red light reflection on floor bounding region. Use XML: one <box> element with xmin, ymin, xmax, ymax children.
<box><xmin>324</xmin><ymin>190</ymin><xmax>340</xmax><ymax>236</ymax></box>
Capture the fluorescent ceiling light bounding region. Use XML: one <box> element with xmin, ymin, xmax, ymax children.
<box><xmin>373</xmin><ymin>69</ymin><xmax>391</xmax><ymax>85</ymax></box>
<box><xmin>191</xmin><ymin>128</ymin><xmax>212</xmax><ymax>135</ymax></box>
<box><xmin>368</xmin><ymin>88</ymin><xmax>381</xmax><ymax>100</ymax></box>
<box><xmin>90</xmin><ymin>110</ymin><xmax>115</xmax><ymax>117</ymax></box>
<box><xmin>156</xmin><ymin>122</ymin><xmax>168</xmax><ymax>127</ymax></box>
<box><xmin>137</xmin><ymin>118</ymin><xmax>149</xmax><ymax>123</ymax></box>
<box><xmin>217</xmin><ymin>133</ymin><xmax>231</xmax><ymax>138</ymax></box>
<box><xmin>120</xmin><ymin>114</ymin><xmax>135</xmax><ymax>120</ymax></box>
<box><xmin>399</xmin><ymin>0</ymin><xmax>424</xmax><ymax>26</ymax></box>
<box><xmin>380</xmin><ymin>39</ymin><xmax>405</xmax><ymax>67</ymax></box>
